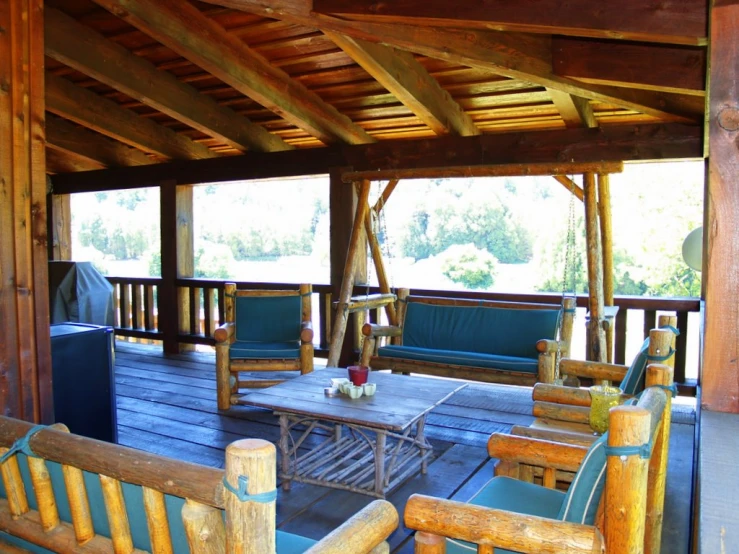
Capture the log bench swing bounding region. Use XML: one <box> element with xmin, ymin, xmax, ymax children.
<box><xmin>0</xmin><ymin>416</ymin><xmax>398</xmax><ymax>553</ymax></box>
<box><xmin>328</xmin><ymin>162</ymin><xmax>623</xmax><ymax>385</ymax></box>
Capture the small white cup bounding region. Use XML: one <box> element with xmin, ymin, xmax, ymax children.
<box><xmin>331</xmin><ymin>377</ymin><xmax>350</xmax><ymax>389</ymax></box>
<box><xmin>362</xmin><ymin>383</ymin><xmax>377</xmax><ymax>396</ymax></box>
<box><xmin>347</xmin><ymin>385</ymin><xmax>363</xmax><ymax>399</ymax></box>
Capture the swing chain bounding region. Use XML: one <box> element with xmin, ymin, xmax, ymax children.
<box><xmin>556</xmin><ymin>174</ymin><xmax>579</xmax><ymax>383</ymax></box>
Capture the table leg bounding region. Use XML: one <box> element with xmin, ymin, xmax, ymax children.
<box><xmin>279</xmin><ymin>414</ymin><xmax>292</xmax><ymax>491</ymax></box>
<box><xmin>374</xmin><ymin>431</ymin><xmax>387</xmax><ymax>496</ymax></box>
<box><xmin>417</xmin><ymin>416</ymin><xmax>429</xmax><ymax>474</ymax></box>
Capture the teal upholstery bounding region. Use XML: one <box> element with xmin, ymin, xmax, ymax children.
<box><xmin>234</xmin><ymin>295</ymin><xmax>302</xmax><ymax>344</ymax></box>
<box><xmin>403</xmin><ymin>302</ymin><xmax>560</xmax><ymax>358</ymax></box>
<box><xmin>557</xmin><ymin>433</ymin><xmax>608</xmax><ymax>525</ymax></box>
<box><xmin>377</xmin><ymin>345</ymin><xmax>539</xmax><ymax>373</ymax></box>
<box><xmin>230</xmin><ymin>340</ymin><xmax>300</xmax><ymax>360</ymax></box>
<box><xmin>0</xmin><ymin>453</ymin><xmax>317</xmax><ymax>554</ymax></box>
<box><xmin>619</xmin><ymin>337</ymin><xmax>651</xmax><ymax>395</ymax></box>
<box><xmin>446</xmin><ymin>476</ymin><xmax>566</xmax><ymax>554</ymax></box>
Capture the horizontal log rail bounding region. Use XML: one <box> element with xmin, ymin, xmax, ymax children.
<box><xmin>104</xmin><ymin>276</ymin><xmax>699</xmax><ymax>394</ymax></box>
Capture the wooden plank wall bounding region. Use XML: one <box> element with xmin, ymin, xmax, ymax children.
<box><xmin>0</xmin><ymin>0</ymin><xmax>53</xmax><ymax>422</ymax></box>
<box><xmin>702</xmin><ymin>0</ymin><xmax>739</xmax><ymax>413</ymax></box>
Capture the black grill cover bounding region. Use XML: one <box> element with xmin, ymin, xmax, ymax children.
<box><xmin>49</xmin><ymin>261</ymin><xmax>115</xmax><ymax>326</ymax></box>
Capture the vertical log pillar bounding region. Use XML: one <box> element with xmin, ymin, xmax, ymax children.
<box><xmin>583</xmin><ymin>172</ymin><xmax>606</xmax><ymax>361</ymax></box>
<box><xmin>160</xmin><ymin>181</ymin><xmax>179</xmax><ymax>354</ymax></box>
<box><xmin>0</xmin><ymin>0</ymin><xmax>53</xmax><ymax>422</ymax></box>
<box><xmin>597</xmin><ymin>173</ymin><xmax>615</xmax><ymax>362</ymax></box>
<box><xmin>703</xmin><ymin>1</ymin><xmax>739</xmax><ymax>413</ymax></box>
<box><xmin>177</xmin><ymin>185</ymin><xmax>195</xmax><ymax>351</ymax></box>
<box><xmin>49</xmin><ymin>192</ymin><xmax>71</xmax><ymax>261</ymax></box>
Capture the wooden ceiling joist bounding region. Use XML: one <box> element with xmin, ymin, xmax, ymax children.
<box><xmin>91</xmin><ymin>0</ymin><xmax>375</xmax><ymax>146</ymax></box>
<box><xmin>44</xmin><ymin>7</ymin><xmax>292</xmax><ymax>153</ymax></box>
<box><xmin>311</xmin><ymin>0</ymin><xmax>708</xmax><ymax>46</ymax></box>
<box><xmin>46</xmin><ymin>115</ymin><xmax>154</xmax><ymax>167</ymax></box>
<box><xmin>341</xmin><ymin>162</ymin><xmax>623</xmax><ymax>183</ymax></box>
<box><xmin>203</xmin><ymin>1</ymin><xmax>705</xmax><ymax>123</ymax></box>
<box><xmin>46</xmin><ymin>148</ymin><xmax>106</xmax><ymax>174</ymax></box>
<box><xmin>45</xmin><ymin>73</ymin><xmax>218</xmax><ymax>161</ymax></box>
<box><xmin>552</xmin><ymin>37</ymin><xmax>706</xmax><ymax>96</ymax></box>
<box><xmin>324</xmin><ymin>32</ymin><xmax>480</xmax><ymax>137</ymax></box>
<box><xmin>49</xmin><ymin>123</ymin><xmax>702</xmax><ymax>194</ymax></box>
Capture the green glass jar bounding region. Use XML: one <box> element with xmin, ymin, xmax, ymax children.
<box><xmin>589</xmin><ymin>385</ymin><xmax>622</xmax><ymax>434</ymax></box>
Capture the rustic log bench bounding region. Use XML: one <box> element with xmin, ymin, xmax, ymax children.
<box><xmin>403</xmin><ymin>362</ymin><xmax>674</xmax><ymax>554</ymax></box>
<box><xmin>0</xmin><ymin>416</ymin><xmax>397</xmax><ymax>553</ymax></box>
<box><xmin>360</xmin><ymin>292</ymin><xmax>575</xmax><ymax>386</ymax></box>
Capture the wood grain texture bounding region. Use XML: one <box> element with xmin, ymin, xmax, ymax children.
<box><xmin>702</xmin><ymin>0</ymin><xmax>739</xmax><ymax>413</ymax></box>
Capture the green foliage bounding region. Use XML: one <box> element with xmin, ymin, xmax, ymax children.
<box><xmin>195</xmin><ymin>241</ymin><xmax>235</xmax><ymax>279</ymax></box>
<box><xmin>440</xmin><ymin>244</ymin><xmax>498</xmax><ymax>290</ymax></box>
<box><xmin>146</xmin><ymin>249</ymin><xmax>161</xmax><ymax>277</ymax></box>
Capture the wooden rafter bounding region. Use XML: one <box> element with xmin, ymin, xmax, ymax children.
<box><xmin>45</xmin><ymin>73</ymin><xmax>217</xmax><ymax>161</ymax></box>
<box><xmin>312</xmin><ymin>0</ymin><xmax>708</xmax><ymax>46</ymax></box>
<box><xmin>90</xmin><ymin>0</ymin><xmax>375</xmax><ymax>146</ymax></box>
<box><xmin>546</xmin><ymin>90</ymin><xmax>598</xmax><ymax>129</ymax></box>
<box><xmin>49</xmin><ymin>123</ymin><xmax>703</xmax><ymax>193</ymax></box>
<box><xmin>553</xmin><ymin>175</ymin><xmax>584</xmax><ymax>202</ymax></box>
<box><xmin>324</xmin><ymin>32</ymin><xmax>479</xmax><ymax>137</ymax></box>
<box><xmin>552</xmin><ymin>37</ymin><xmax>706</xmax><ymax>96</ymax></box>
<box><xmin>46</xmin><ymin>115</ymin><xmax>154</xmax><ymax>168</ymax></box>
<box><xmin>46</xmin><ymin>148</ymin><xmax>105</xmax><ymax>174</ymax></box>
<box><xmin>203</xmin><ymin>1</ymin><xmax>705</xmax><ymax>123</ymax></box>
<box><xmin>44</xmin><ymin>8</ymin><xmax>291</xmax><ymax>154</ymax></box>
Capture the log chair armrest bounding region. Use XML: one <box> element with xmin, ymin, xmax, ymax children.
<box><xmin>536</xmin><ymin>339</ymin><xmax>564</xmax><ymax>354</ymax></box>
<box><xmin>404</xmin><ymin>494</ymin><xmax>604</xmax><ymax>554</ymax></box>
<box><xmin>509</xmin><ymin>424</ymin><xmax>597</xmax><ymax>447</ymax></box>
<box><xmin>300</xmin><ymin>320</ymin><xmax>314</xmax><ymax>344</ymax></box>
<box><xmin>559</xmin><ymin>358</ymin><xmax>629</xmax><ymax>382</ymax></box>
<box><xmin>487</xmin><ymin>433</ymin><xmax>588</xmax><ymax>473</ymax></box>
<box><xmin>214</xmin><ymin>322</ymin><xmax>235</xmax><ymax>344</ymax></box>
<box><xmin>306</xmin><ymin>500</ymin><xmax>398</xmax><ymax>554</ymax></box>
<box><xmin>361</xmin><ymin>323</ymin><xmax>403</xmax><ymax>338</ymax></box>
<box><xmin>532</xmin><ymin>383</ymin><xmax>632</xmax><ymax>407</ymax></box>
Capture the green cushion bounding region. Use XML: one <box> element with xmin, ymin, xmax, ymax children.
<box><xmin>619</xmin><ymin>337</ymin><xmax>650</xmax><ymax>395</ymax></box>
<box><xmin>230</xmin><ymin>340</ymin><xmax>300</xmax><ymax>360</ymax></box>
<box><xmin>377</xmin><ymin>345</ymin><xmax>538</xmax><ymax>373</ymax></box>
<box><xmin>234</xmin><ymin>295</ymin><xmax>302</xmax><ymax>343</ymax></box>
<box><xmin>403</xmin><ymin>302</ymin><xmax>559</xmax><ymax>359</ymax></box>
<box><xmin>446</xmin><ymin>476</ymin><xmax>566</xmax><ymax>554</ymax></box>
<box><xmin>557</xmin><ymin>433</ymin><xmax>608</xmax><ymax>525</ymax></box>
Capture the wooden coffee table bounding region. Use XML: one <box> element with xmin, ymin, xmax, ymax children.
<box><xmin>239</xmin><ymin>368</ymin><xmax>466</xmax><ymax>498</ymax></box>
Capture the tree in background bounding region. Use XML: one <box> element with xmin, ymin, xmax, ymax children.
<box><xmin>440</xmin><ymin>244</ymin><xmax>499</xmax><ymax>289</ymax></box>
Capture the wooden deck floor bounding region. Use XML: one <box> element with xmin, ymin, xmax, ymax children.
<box><xmin>114</xmin><ymin>341</ymin><xmax>696</xmax><ymax>553</ymax></box>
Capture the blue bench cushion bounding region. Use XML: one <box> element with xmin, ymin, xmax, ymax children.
<box><xmin>234</xmin><ymin>295</ymin><xmax>302</xmax><ymax>343</ymax></box>
<box><xmin>557</xmin><ymin>432</ymin><xmax>608</xmax><ymax>525</ymax></box>
<box><xmin>230</xmin><ymin>340</ymin><xmax>300</xmax><ymax>360</ymax></box>
<box><xmin>0</xmin><ymin>453</ymin><xmax>317</xmax><ymax>554</ymax></box>
<box><xmin>377</xmin><ymin>345</ymin><xmax>539</xmax><ymax>373</ymax></box>
<box><xmin>619</xmin><ymin>337</ymin><xmax>650</xmax><ymax>396</ymax></box>
<box><xmin>403</xmin><ymin>302</ymin><xmax>560</xmax><ymax>359</ymax></box>
<box><xmin>446</xmin><ymin>476</ymin><xmax>566</xmax><ymax>554</ymax></box>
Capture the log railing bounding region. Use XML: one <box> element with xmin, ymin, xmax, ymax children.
<box><xmin>105</xmin><ymin>276</ymin><xmax>700</xmax><ymax>394</ymax></box>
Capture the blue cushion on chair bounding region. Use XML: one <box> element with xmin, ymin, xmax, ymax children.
<box><xmin>234</xmin><ymin>295</ymin><xmax>302</xmax><ymax>343</ymax></box>
<box><xmin>403</xmin><ymin>302</ymin><xmax>559</xmax><ymax>359</ymax></box>
<box><xmin>619</xmin><ymin>338</ymin><xmax>650</xmax><ymax>396</ymax></box>
<box><xmin>230</xmin><ymin>340</ymin><xmax>301</xmax><ymax>360</ymax></box>
<box><xmin>446</xmin><ymin>476</ymin><xmax>566</xmax><ymax>554</ymax></box>
<box><xmin>377</xmin><ymin>345</ymin><xmax>539</xmax><ymax>373</ymax></box>
<box><xmin>557</xmin><ymin>432</ymin><xmax>608</xmax><ymax>525</ymax></box>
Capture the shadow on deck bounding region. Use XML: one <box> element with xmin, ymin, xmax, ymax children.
<box><xmin>113</xmin><ymin>340</ymin><xmax>695</xmax><ymax>553</ymax></box>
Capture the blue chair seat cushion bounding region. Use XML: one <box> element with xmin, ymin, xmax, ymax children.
<box><xmin>619</xmin><ymin>337</ymin><xmax>650</xmax><ymax>395</ymax></box>
<box><xmin>230</xmin><ymin>340</ymin><xmax>301</xmax><ymax>360</ymax></box>
<box><xmin>446</xmin><ymin>476</ymin><xmax>566</xmax><ymax>554</ymax></box>
<box><xmin>377</xmin><ymin>345</ymin><xmax>539</xmax><ymax>374</ymax></box>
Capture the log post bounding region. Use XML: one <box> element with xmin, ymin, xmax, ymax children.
<box><xmin>99</xmin><ymin>475</ymin><xmax>135</xmax><ymax>554</ymax></box>
<box><xmin>50</xmin><ymin>192</ymin><xmax>72</xmax><ymax>260</ymax></box>
<box><xmin>0</xmin><ymin>448</ymin><xmax>30</xmax><ymax>517</ymax></box>
<box><xmin>414</xmin><ymin>531</ymin><xmax>445</xmax><ymax>554</ymax></box>
<box><xmin>583</xmin><ymin>172</ymin><xmax>606</xmax><ymax>362</ymax></box>
<box><xmin>177</xmin><ymin>185</ymin><xmax>195</xmax><ymax>352</ymax></box>
<box><xmin>327</xmin><ymin>179</ymin><xmax>371</xmax><ymax>367</ymax></box>
<box><xmin>300</xmin><ymin>283</ymin><xmax>314</xmax><ymax>375</ymax></box>
<box><xmin>393</xmin><ymin>288</ymin><xmax>410</xmax><ymax>346</ymax></box>
<box><xmin>216</xmin><ymin>283</ymin><xmax>236</xmax><ymax>410</ymax></box>
<box><xmin>604</xmin><ymin>405</ymin><xmax>651</xmax><ymax>553</ymax></box>
<box><xmin>57</xmin><ymin>423</ymin><xmax>95</xmax><ymax>544</ymax></box>
<box><xmin>182</xmin><ymin>500</ymin><xmax>227</xmax><ymax>554</ymax></box>
<box><xmin>160</xmin><ymin>180</ymin><xmax>180</xmax><ymax>354</ymax></box>
<box><xmin>0</xmin><ymin>0</ymin><xmax>53</xmax><ymax>423</ymax></box>
<box><xmin>143</xmin><ymin>487</ymin><xmax>174</xmax><ymax>554</ymax></box>
<box><xmin>224</xmin><ymin>439</ymin><xmax>276</xmax><ymax>553</ymax></box>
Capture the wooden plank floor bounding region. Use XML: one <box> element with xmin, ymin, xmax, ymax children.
<box><xmin>113</xmin><ymin>341</ymin><xmax>695</xmax><ymax>553</ymax></box>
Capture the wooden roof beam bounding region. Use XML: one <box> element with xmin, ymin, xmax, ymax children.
<box><xmin>203</xmin><ymin>1</ymin><xmax>705</xmax><ymax>123</ymax></box>
<box><xmin>547</xmin><ymin>90</ymin><xmax>598</xmax><ymax>129</ymax></box>
<box><xmin>46</xmin><ymin>73</ymin><xmax>217</xmax><ymax>161</ymax></box>
<box><xmin>91</xmin><ymin>0</ymin><xmax>374</xmax><ymax>146</ymax></box>
<box><xmin>312</xmin><ymin>0</ymin><xmax>708</xmax><ymax>46</ymax></box>
<box><xmin>46</xmin><ymin>148</ymin><xmax>106</xmax><ymax>174</ymax></box>
<box><xmin>44</xmin><ymin>8</ymin><xmax>291</xmax><ymax>154</ymax></box>
<box><xmin>46</xmin><ymin>116</ymin><xmax>154</xmax><ymax>168</ymax></box>
<box><xmin>552</xmin><ymin>37</ymin><xmax>706</xmax><ymax>96</ymax></box>
<box><xmin>324</xmin><ymin>32</ymin><xmax>479</xmax><ymax>137</ymax></box>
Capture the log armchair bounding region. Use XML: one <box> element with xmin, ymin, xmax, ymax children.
<box><xmin>404</xmin><ymin>363</ymin><xmax>674</xmax><ymax>554</ymax></box>
<box><xmin>0</xmin><ymin>416</ymin><xmax>398</xmax><ymax>554</ymax></box>
<box><xmin>215</xmin><ymin>283</ymin><xmax>314</xmax><ymax>410</ymax></box>
<box><xmin>360</xmin><ymin>291</ymin><xmax>576</xmax><ymax>386</ymax></box>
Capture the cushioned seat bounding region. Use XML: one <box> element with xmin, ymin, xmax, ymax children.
<box><xmin>377</xmin><ymin>345</ymin><xmax>539</xmax><ymax>373</ymax></box>
<box><xmin>230</xmin><ymin>340</ymin><xmax>301</xmax><ymax>359</ymax></box>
